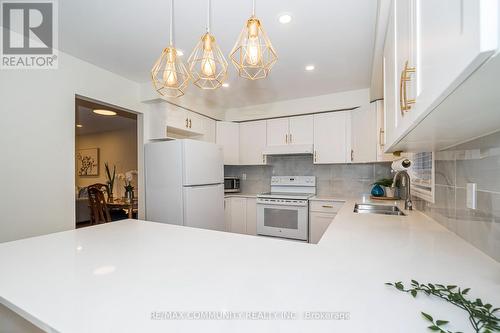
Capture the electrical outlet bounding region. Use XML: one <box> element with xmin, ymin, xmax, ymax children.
<box><xmin>242</xmin><ymin>173</ymin><xmax>247</xmax><ymax>180</ymax></box>
<box><xmin>466</xmin><ymin>183</ymin><xmax>477</xmax><ymax>209</ymax></box>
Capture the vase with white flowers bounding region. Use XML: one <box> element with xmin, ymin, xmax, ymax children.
<box><xmin>117</xmin><ymin>170</ymin><xmax>137</xmax><ymax>202</ymax></box>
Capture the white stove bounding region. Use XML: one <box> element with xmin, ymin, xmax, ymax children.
<box><xmin>256</xmin><ymin>176</ymin><xmax>316</xmax><ymax>241</ymax></box>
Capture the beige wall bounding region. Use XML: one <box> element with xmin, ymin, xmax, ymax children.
<box><xmin>76</xmin><ymin>127</ymin><xmax>138</xmax><ymax>198</ymax></box>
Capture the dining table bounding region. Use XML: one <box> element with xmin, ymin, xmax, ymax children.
<box><xmin>107</xmin><ymin>197</ymin><xmax>138</xmax><ymax>218</ymax></box>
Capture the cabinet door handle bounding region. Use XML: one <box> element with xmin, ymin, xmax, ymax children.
<box><xmin>400</xmin><ymin>60</ymin><xmax>416</xmax><ymax>115</ymax></box>
<box><xmin>285</xmin><ymin>133</ymin><xmax>288</xmax><ymax>144</ymax></box>
<box><xmin>189</xmin><ymin>119</ymin><xmax>192</xmax><ymax>128</ymax></box>
<box><xmin>322</xmin><ymin>205</ymin><xmax>333</xmax><ymax>208</ymax></box>
<box><xmin>314</xmin><ymin>150</ymin><xmax>317</xmax><ymax>162</ymax></box>
<box><xmin>185</xmin><ymin>118</ymin><xmax>189</xmax><ymax>128</ymax></box>
<box><xmin>379</xmin><ymin>128</ymin><xmax>385</xmax><ymax>147</ymax></box>
<box><xmin>351</xmin><ymin>149</ymin><xmax>354</xmax><ymax>162</ymax></box>
<box><xmin>289</xmin><ymin>133</ymin><xmax>292</xmax><ymax>143</ymax></box>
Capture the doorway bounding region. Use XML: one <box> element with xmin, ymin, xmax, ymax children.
<box><xmin>75</xmin><ymin>97</ymin><xmax>139</xmax><ymax>227</ymax></box>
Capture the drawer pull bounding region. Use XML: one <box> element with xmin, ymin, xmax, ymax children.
<box><xmin>322</xmin><ymin>205</ymin><xmax>333</xmax><ymax>208</ymax></box>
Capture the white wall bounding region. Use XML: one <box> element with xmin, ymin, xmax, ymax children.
<box><xmin>0</xmin><ymin>50</ymin><xmax>147</xmax><ymax>243</ymax></box>
<box><xmin>224</xmin><ymin>89</ymin><xmax>370</xmax><ymax>121</ymax></box>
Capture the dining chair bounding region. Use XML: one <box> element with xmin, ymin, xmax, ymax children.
<box><xmin>87</xmin><ymin>186</ymin><xmax>111</xmax><ymax>224</ymax></box>
<box><xmin>87</xmin><ymin>183</ymin><xmax>110</xmax><ymax>200</ymax></box>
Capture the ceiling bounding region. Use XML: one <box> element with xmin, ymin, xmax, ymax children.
<box><xmin>60</xmin><ymin>0</ymin><xmax>378</xmax><ymax>109</ymax></box>
<box><xmin>76</xmin><ymin>106</ymin><xmax>137</xmax><ymax>135</ymax></box>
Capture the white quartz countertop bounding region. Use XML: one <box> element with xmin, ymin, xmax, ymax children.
<box><xmin>0</xmin><ymin>199</ymin><xmax>499</xmax><ymax>333</ymax></box>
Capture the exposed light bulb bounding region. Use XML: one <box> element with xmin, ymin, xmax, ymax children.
<box><xmin>200</xmin><ymin>34</ymin><xmax>216</xmax><ymax>77</ymax></box>
<box><xmin>245</xmin><ymin>19</ymin><xmax>262</xmax><ymax>66</ymax></box>
<box><xmin>163</xmin><ymin>48</ymin><xmax>178</xmax><ymax>87</ymax></box>
<box><xmin>201</xmin><ymin>56</ymin><xmax>216</xmax><ymax>76</ymax></box>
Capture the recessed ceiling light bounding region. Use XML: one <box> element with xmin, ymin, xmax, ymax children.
<box><xmin>76</xmin><ymin>124</ymin><xmax>83</xmax><ymax>128</ymax></box>
<box><xmin>93</xmin><ymin>109</ymin><xmax>117</xmax><ymax>116</ymax></box>
<box><xmin>305</xmin><ymin>65</ymin><xmax>315</xmax><ymax>71</ymax></box>
<box><xmin>278</xmin><ymin>14</ymin><xmax>292</xmax><ymax>24</ymax></box>
<box><xmin>222</xmin><ymin>83</ymin><xmax>229</xmax><ymax>88</ymax></box>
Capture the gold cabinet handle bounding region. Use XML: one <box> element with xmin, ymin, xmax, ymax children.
<box><xmin>400</xmin><ymin>60</ymin><xmax>416</xmax><ymax>115</ymax></box>
<box><xmin>289</xmin><ymin>133</ymin><xmax>292</xmax><ymax>143</ymax></box>
<box><xmin>379</xmin><ymin>128</ymin><xmax>385</xmax><ymax>147</ymax></box>
<box><xmin>314</xmin><ymin>150</ymin><xmax>317</xmax><ymax>162</ymax></box>
<box><xmin>189</xmin><ymin>119</ymin><xmax>192</xmax><ymax>128</ymax></box>
<box><xmin>185</xmin><ymin>118</ymin><xmax>189</xmax><ymax>128</ymax></box>
<box><xmin>351</xmin><ymin>149</ymin><xmax>354</xmax><ymax>162</ymax></box>
<box><xmin>285</xmin><ymin>133</ymin><xmax>288</xmax><ymax>144</ymax></box>
<box><xmin>322</xmin><ymin>205</ymin><xmax>333</xmax><ymax>208</ymax></box>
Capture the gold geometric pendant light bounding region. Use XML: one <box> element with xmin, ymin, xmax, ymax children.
<box><xmin>229</xmin><ymin>0</ymin><xmax>277</xmax><ymax>80</ymax></box>
<box><xmin>151</xmin><ymin>0</ymin><xmax>190</xmax><ymax>98</ymax></box>
<box><xmin>187</xmin><ymin>0</ymin><xmax>228</xmax><ymax>89</ymax></box>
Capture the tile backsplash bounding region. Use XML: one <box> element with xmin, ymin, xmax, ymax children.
<box><xmin>414</xmin><ymin>130</ymin><xmax>500</xmax><ymax>262</ymax></box>
<box><xmin>224</xmin><ymin>155</ymin><xmax>392</xmax><ymax>197</ymax></box>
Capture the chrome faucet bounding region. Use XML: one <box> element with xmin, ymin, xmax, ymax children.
<box><xmin>392</xmin><ymin>170</ymin><xmax>413</xmax><ymax>210</ymax></box>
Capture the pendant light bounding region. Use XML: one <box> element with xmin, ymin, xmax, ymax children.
<box><xmin>229</xmin><ymin>0</ymin><xmax>277</xmax><ymax>80</ymax></box>
<box><xmin>151</xmin><ymin>0</ymin><xmax>190</xmax><ymax>98</ymax></box>
<box><xmin>187</xmin><ymin>0</ymin><xmax>228</xmax><ymax>89</ymax></box>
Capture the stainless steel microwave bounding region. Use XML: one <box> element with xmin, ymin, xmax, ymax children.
<box><xmin>224</xmin><ymin>177</ymin><xmax>240</xmax><ymax>193</ymax></box>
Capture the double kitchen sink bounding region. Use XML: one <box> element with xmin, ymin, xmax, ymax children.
<box><xmin>353</xmin><ymin>203</ymin><xmax>406</xmax><ymax>216</ymax></box>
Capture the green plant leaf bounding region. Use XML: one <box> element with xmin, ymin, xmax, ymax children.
<box><xmin>411</xmin><ymin>290</ymin><xmax>417</xmax><ymax>298</ymax></box>
<box><xmin>462</xmin><ymin>288</ymin><xmax>470</xmax><ymax>295</ymax></box>
<box><xmin>422</xmin><ymin>312</ymin><xmax>433</xmax><ymax>322</ymax></box>
<box><xmin>427</xmin><ymin>325</ymin><xmax>440</xmax><ymax>331</ymax></box>
<box><xmin>435</xmin><ymin>320</ymin><xmax>449</xmax><ymax>326</ymax></box>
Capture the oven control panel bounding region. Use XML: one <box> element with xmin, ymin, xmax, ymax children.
<box><xmin>257</xmin><ymin>198</ymin><xmax>308</xmax><ymax>206</ymax></box>
<box><xmin>271</xmin><ymin>176</ymin><xmax>316</xmax><ymax>186</ymax></box>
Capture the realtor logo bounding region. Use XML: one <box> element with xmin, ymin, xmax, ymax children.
<box><xmin>1</xmin><ymin>0</ymin><xmax>58</xmax><ymax>69</ymax></box>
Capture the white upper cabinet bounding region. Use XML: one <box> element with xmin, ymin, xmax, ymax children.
<box><xmin>187</xmin><ymin>112</ymin><xmax>205</xmax><ymax>135</ymax></box>
<box><xmin>384</xmin><ymin>0</ymin><xmax>499</xmax><ymax>151</ymax></box>
<box><xmin>166</xmin><ymin>107</ymin><xmax>189</xmax><ymax>133</ymax></box>
<box><xmin>394</xmin><ymin>0</ymin><xmax>418</xmax><ymax>139</ymax></box>
<box><xmin>166</xmin><ymin>107</ymin><xmax>205</xmax><ymax>136</ymax></box>
<box><xmin>351</xmin><ymin>104</ymin><xmax>377</xmax><ymax>163</ymax></box>
<box><xmin>148</xmin><ymin>103</ymin><xmax>168</xmax><ymax>140</ymax></box>
<box><xmin>267</xmin><ymin>115</ymin><xmax>313</xmax><ymax>146</ymax></box>
<box><xmin>216</xmin><ymin>122</ymin><xmax>239</xmax><ymax>165</ymax></box>
<box><xmin>375</xmin><ymin>101</ymin><xmax>393</xmax><ymax>162</ymax></box>
<box><xmin>383</xmin><ymin>5</ymin><xmax>397</xmax><ymax>147</ymax></box>
<box><xmin>414</xmin><ymin>0</ymin><xmax>497</xmax><ymax>121</ymax></box>
<box><xmin>288</xmin><ymin>115</ymin><xmax>314</xmax><ymax>145</ymax></box>
<box><xmin>240</xmin><ymin>120</ymin><xmax>267</xmax><ymax>165</ymax></box>
<box><xmin>266</xmin><ymin>118</ymin><xmax>289</xmax><ymax>146</ymax></box>
<box><xmin>201</xmin><ymin>117</ymin><xmax>216</xmax><ymax>143</ymax></box>
<box><xmin>313</xmin><ymin>111</ymin><xmax>351</xmax><ymax>164</ymax></box>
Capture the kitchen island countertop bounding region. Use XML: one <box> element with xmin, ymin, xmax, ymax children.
<box><xmin>0</xmin><ymin>199</ymin><xmax>499</xmax><ymax>333</ymax></box>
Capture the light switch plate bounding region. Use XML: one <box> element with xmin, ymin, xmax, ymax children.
<box><xmin>242</xmin><ymin>173</ymin><xmax>247</xmax><ymax>180</ymax></box>
<box><xmin>466</xmin><ymin>183</ymin><xmax>477</xmax><ymax>209</ymax></box>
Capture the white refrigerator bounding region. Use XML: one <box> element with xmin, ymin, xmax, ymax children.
<box><xmin>145</xmin><ymin>139</ymin><xmax>225</xmax><ymax>231</ymax></box>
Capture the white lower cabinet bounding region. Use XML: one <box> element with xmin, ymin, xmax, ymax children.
<box><xmin>224</xmin><ymin>196</ymin><xmax>257</xmax><ymax>235</ymax></box>
<box><xmin>309</xmin><ymin>200</ymin><xmax>344</xmax><ymax>244</ymax></box>
<box><xmin>224</xmin><ymin>198</ymin><xmax>231</xmax><ymax>232</ymax></box>
<box><xmin>230</xmin><ymin>197</ymin><xmax>247</xmax><ymax>234</ymax></box>
<box><xmin>245</xmin><ymin>198</ymin><xmax>257</xmax><ymax>236</ymax></box>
